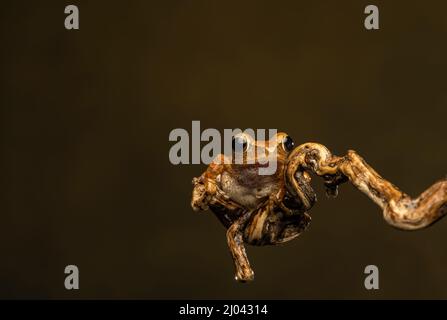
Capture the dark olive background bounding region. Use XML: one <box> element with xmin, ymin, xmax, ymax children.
<box><xmin>1</xmin><ymin>0</ymin><xmax>447</xmax><ymax>299</ymax></box>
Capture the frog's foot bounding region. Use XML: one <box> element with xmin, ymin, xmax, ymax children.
<box><xmin>235</xmin><ymin>267</ymin><xmax>254</xmax><ymax>282</ymax></box>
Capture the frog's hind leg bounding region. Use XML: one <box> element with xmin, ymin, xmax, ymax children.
<box><xmin>226</xmin><ymin>210</ymin><xmax>255</xmax><ymax>282</ymax></box>
<box><xmin>287</xmin><ymin>143</ymin><xmax>447</xmax><ymax>230</ymax></box>
<box><xmin>244</xmin><ymin>202</ymin><xmax>312</xmax><ymax>246</ymax></box>
<box><xmin>228</xmin><ymin>203</ymin><xmax>313</xmax><ymax>282</ymax></box>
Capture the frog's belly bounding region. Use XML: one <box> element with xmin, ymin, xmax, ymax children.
<box><xmin>220</xmin><ymin>172</ymin><xmax>278</xmax><ymax>209</ymax></box>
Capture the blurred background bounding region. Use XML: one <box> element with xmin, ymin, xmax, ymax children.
<box><xmin>1</xmin><ymin>0</ymin><xmax>447</xmax><ymax>299</ymax></box>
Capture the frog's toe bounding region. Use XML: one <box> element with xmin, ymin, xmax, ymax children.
<box><xmin>235</xmin><ymin>268</ymin><xmax>254</xmax><ymax>282</ymax></box>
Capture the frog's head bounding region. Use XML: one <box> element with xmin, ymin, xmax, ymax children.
<box><xmin>229</xmin><ymin>131</ymin><xmax>294</xmax><ymax>171</ymax></box>
<box><xmin>229</xmin><ymin>131</ymin><xmax>316</xmax><ymax>211</ymax></box>
<box><xmin>216</xmin><ymin>132</ymin><xmax>296</xmax><ymax>209</ymax></box>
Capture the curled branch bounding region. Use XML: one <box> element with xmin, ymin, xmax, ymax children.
<box><xmin>287</xmin><ymin>143</ymin><xmax>447</xmax><ymax>230</ymax></box>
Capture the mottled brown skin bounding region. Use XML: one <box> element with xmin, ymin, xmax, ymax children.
<box><xmin>191</xmin><ymin>133</ymin><xmax>447</xmax><ymax>282</ymax></box>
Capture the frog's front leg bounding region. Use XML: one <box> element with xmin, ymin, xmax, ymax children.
<box><xmin>191</xmin><ymin>175</ymin><xmax>213</xmax><ymax>211</ymax></box>
<box><xmin>191</xmin><ymin>155</ymin><xmax>228</xmax><ymax>212</ymax></box>
<box><xmin>227</xmin><ymin>210</ymin><xmax>255</xmax><ymax>282</ymax></box>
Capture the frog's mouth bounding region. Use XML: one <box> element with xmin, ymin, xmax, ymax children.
<box><xmin>231</xmin><ymin>161</ymin><xmax>279</xmax><ymax>176</ymax></box>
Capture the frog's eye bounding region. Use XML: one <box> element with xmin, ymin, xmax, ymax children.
<box><xmin>232</xmin><ymin>135</ymin><xmax>249</xmax><ymax>153</ymax></box>
<box><xmin>282</xmin><ymin>135</ymin><xmax>295</xmax><ymax>152</ymax></box>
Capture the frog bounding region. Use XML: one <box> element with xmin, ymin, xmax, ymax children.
<box><xmin>191</xmin><ymin>132</ymin><xmax>447</xmax><ymax>282</ymax></box>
